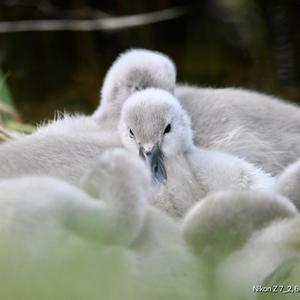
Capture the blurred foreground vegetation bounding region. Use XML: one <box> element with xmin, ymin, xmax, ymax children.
<box><xmin>0</xmin><ymin>69</ymin><xmax>34</xmax><ymax>142</ymax></box>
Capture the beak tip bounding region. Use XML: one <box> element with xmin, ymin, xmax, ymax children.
<box><xmin>139</xmin><ymin>143</ymin><xmax>167</xmax><ymax>185</ymax></box>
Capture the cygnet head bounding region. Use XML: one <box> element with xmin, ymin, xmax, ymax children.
<box><xmin>118</xmin><ymin>88</ymin><xmax>193</xmax><ymax>184</ymax></box>
<box><xmin>93</xmin><ymin>49</ymin><xmax>176</xmax><ymax>120</ymax></box>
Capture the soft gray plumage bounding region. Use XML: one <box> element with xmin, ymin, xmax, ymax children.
<box><xmin>215</xmin><ymin>217</ymin><xmax>300</xmax><ymax>300</ymax></box>
<box><xmin>1</xmin><ymin>48</ymin><xmax>299</xmax><ymax>183</ymax></box>
<box><xmin>117</xmin><ymin>87</ymin><xmax>300</xmax><ymax>297</ymax></box>
<box><xmin>92</xmin><ymin>48</ymin><xmax>176</xmax><ymax>132</ymax></box>
<box><xmin>119</xmin><ymin>88</ymin><xmax>276</xmax><ymax>218</ymax></box>
<box><xmin>0</xmin><ymin>49</ymin><xmax>176</xmax><ymax>184</ymax></box>
<box><xmin>182</xmin><ymin>190</ymin><xmax>298</xmax><ymax>260</ymax></box>
<box><xmin>176</xmin><ymin>85</ymin><xmax>300</xmax><ymax>176</ymax></box>
<box><xmin>0</xmin><ymin>115</ymin><xmax>120</xmax><ymax>184</ymax></box>
<box><xmin>180</xmin><ymin>188</ymin><xmax>299</xmax><ymax>299</ymax></box>
<box><xmin>96</xmin><ymin>48</ymin><xmax>300</xmax><ymax>176</ymax></box>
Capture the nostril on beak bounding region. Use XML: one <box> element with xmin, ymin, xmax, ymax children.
<box><xmin>145</xmin><ymin>150</ymin><xmax>152</xmax><ymax>156</ymax></box>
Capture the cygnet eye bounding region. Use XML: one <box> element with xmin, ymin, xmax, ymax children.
<box><xmin>135</xmin><ymin>85</ymin><xmax>143</xmax><ymax>91</ymax></box>
<box><xmin>129</xmin><ymin>128</ymin><xmax>135</xmax><ymax>138</ymax></box>
<box><xmin>163</xmin><ymin>124</ymin><xmax>171</xmax><ymax>134</ymax></box>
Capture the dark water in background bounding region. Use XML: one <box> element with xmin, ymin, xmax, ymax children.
<box><xmin>0</xmin><ymin>0</ymin><xmax>300</xmax><ymax>124</ymax></box>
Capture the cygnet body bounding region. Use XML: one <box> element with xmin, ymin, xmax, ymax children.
<box><xmin>0</xmin><ymin>115</ymin><xmax>120</xmax><ymax>184</ymax></box>
<box><xmin>94</xmin><ymin>48</ymin><xmax>300</xmax><ymax>176</ymax></box>
<box><xmin>0</xmin><ymin>49</ymin><xmax>176</xmax><ymax>184</ymax></box>
<box><xmin>118</xmin><ymin>88</ymin><xmax>275</xmax><ymax>217</ymax></box>
<box><xmin>175</xmin><ymin>85</ymin><xmax>300</xmax><ymax>175</ymax></box>
<box><xmin>215</xmin><ymin>217</ymin><xmax>300</xmax><ymax>300</ymax></box>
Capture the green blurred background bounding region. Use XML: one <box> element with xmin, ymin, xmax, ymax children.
<box><xmin>0</xmin><ymin>0</ymin><xmax>300</xmax><ymax>125</ymax></box>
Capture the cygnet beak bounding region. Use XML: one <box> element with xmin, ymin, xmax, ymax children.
<box><xmin>139</xmin><ymin>143</ymin><xmax>167</xmax><ymax>184</ymax></box>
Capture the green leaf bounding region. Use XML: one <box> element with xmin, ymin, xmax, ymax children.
<box><xmin>0</xmin><ymin>69</ymin><xmax>16</xmax><ymax>123</ymax></box>
<box><xmin>0</xmin><ymin>69</ymin><xmax>14</xmax><ymax>106</ymax></box>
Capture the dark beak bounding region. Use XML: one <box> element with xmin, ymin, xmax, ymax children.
<box><xmin>139</xmin><ymin>143</ymin><xmax>167</xmax><ymax>184</ymax></box>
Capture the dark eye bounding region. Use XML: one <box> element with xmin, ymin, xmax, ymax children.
<box><xmin>129</xmin><ymin>129</ymin><xmax>135</xmax><ymax>138</ymax></box>
<box><xmin>163</xmin><ymin>124</ymin><xmax>171</xmax><ymax>134</ymax></box>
